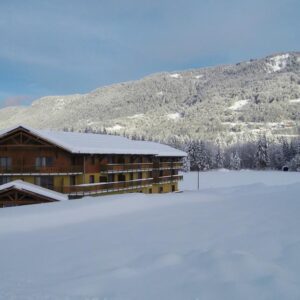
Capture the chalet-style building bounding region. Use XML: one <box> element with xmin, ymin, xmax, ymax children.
<box><xmin>0</xmin><ymin>125</ymin><xmax>186</xmax><ymax>207</ymax></box>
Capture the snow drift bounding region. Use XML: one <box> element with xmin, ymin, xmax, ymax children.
<box><xmin>1</xmin><ymin>171</ymin><xmax>300</xmax><ymax>299</ymax></box>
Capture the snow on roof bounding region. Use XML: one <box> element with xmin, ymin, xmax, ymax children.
<box><xmin>0</xmin><ymin>125</ymin><xmax>187</xmax><ymax>157</ymax></box>
<box><xmin>0</xmin><ymin>180</ymin><xmax>68</xmax><ymax>201</ymax></box>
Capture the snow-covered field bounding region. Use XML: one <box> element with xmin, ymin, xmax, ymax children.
<box><xmin>180</xmin><ymin>169</ymin><xmax>300</xmax><ymax>190</ymax></box>
<box><xmin>1</xmin><ymin>170</ymin><xmax>300</xmax><ymax>299</ymax></box>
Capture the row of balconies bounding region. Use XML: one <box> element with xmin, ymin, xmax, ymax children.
<box><xmin>55</xmin><ymin>175</ymin><xmax>183</xmax><ymax>197</ymax></box>
<box><xmin>99</xmin><ymin>162</ymin><xmax>182</xmax><ymax>173</ymax></box>
<box><xmin>0</xmin><ymin>165</ymin><xmax>83</xmax><ymax>175</ymax></box>
<box><xmin>0</xmin><ymin>162</ymin><xmax>183</xmax><ymax>175</ymax></box>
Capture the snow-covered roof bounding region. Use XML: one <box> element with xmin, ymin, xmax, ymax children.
<box><xmin>0</xmin><ymin>180</ymin><xmax>68</xmax><ymax>201</ymax></box>
<box><xmin>0</xmin><ymin>125</ymin><xmax>186</xmax><ymax>157</ymax></box>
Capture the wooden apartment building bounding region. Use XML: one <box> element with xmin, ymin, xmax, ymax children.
<box><xmin>0</xmin><ymin>125</ymin><xmax>186</xmax><ymax>207</ymax></box>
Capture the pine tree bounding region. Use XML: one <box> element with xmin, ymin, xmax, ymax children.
<box><xmin>295</xmin><ymin>139</ymin><xmax>300</xmax><ymax>155</ymax></box>
<box><xmin>197</xmin><ymin>141</ymin><xmax>211</xmax><ymax>171</ymax></box>
<box><xmin>289</xmin><ymin>154</ymin><xmax>300</xmax><ymax>171</ymax></box>
<box><xmin>255</xmin><ymin>135</ymin><xmax>269</xmax><ymax>169</ymax></box>
<box><xmin>282</xmin><ymin>138</ymin><xmax>292</xmax><ymax>164</ymax></box>
<box><xmin>186</xmin><ymin>140</ymin><xmax>211</xmax><ymax>171</ymax></box>
<box><xmin>182</xmin><ymin>156</ymin><xmax>190</xmax><ymax>172</ymax></box>
<box><xmin>186</xmin><ymin>141</ymin><xmax>200</xmax><ymax>171</ymax></box>
<box><xmin>229</xmin><ymin>152</ymin><xmax>241</xmax><ymax>170</ymax></box>
<box><xmin>215</xmin><ymin>145</ymin><xmax>224</xmax><ymax>169</ymax></box>
<box><xmin>269</xmin><ymin>145</ymin><xmax>284</xmax><ymax>170</ymax></box>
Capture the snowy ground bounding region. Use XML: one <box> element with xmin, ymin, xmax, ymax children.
<box><xmin>1</xmin><ymin>171</ymin><xmax>300</xmax><ymax>299</ymax></box>
<box><xmin>179</xmin><ymin>169</ymin><xmax>300</xmax><ymax>190</ymax></box>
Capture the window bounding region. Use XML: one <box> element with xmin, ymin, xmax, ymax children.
<box><xmin>35</xmin><ymin>177</ymin><xmax>41</xmax><ymax>186</ymax></box>
<box><xmin>89</xmin><ymin>175</ymin><xmax>95</xmax><ymax>184</ymax></box>
<box><xmin>129</xmin><ymin>173</ymin><xmax>134</xmax><ymax>181</ymax></box>
<box><xmin>0</xmin><ymin>176</ymin><xmax>10</xmax><ymax>184</ymax></box>
<box><xmin>159</xmin><ymin>170</ymin><xmax>164</xmax><ymax>177</ymax></box>
<box><xmin>71</xmin><ymin>156</ymin><xmax>76</xmax><ymax>165</ymax></box>
<box><xmin>138</xmin><ymin>172</ymin><xmax>143</xmax><ymax>179</ymax></box>
<box><xmin>70</xmin><ymin>175</ymin><xmax>76</xmax><ymax>185</ymax></box>
<box><xmin>99</xmin><ymin>176</ymin><xmax>107</xmax><ymax>183</ymax></box>
<box><xmin>172</xmin><ymin>185</ymin><xmax>176</xmax><ymax>192</ymax></box>
<box><xmin>35</xmin><ymin>157</ymin><xmax>53</xmax><ymax>168</ymax></box>
<box><xmin>118</xmin><ymin>174</ymin><xmax>126</xmax><ymax>182</ymax></box>
<box><xmin>91</xmin><ymin>156</ymin><xmax>95</xmax><ymax>165</ymax></box>
<box><xmin>0</xmin><ymin>157</ymin><xmax>12</xmax><ymax>170</ymax></box>
<box><xmin>111</xmin><ymin>156</ymin><xmax>117</xmax><ymax>164</ymax></box>
<box><xmin>35</xmin><ymin>176</ymin><xmax>54</xmax><ymax>189</ymax></box>
<box><xmin>117</xmin><ymin>156</ymin><xmax>125</xmax><ymax>164</ymax></box>
<box><xmin>149</xmin><ymin>188</ymin><xmax>152</xmax><ymax>194</ymax></box>
<box><xmin>159</xmin><ymin>186</ymin><xmax>163</xmax><ymax>193</ymax></box>
<box><xmin>108</xmin><ymin>174</ymin><xmax>114</xmax><ymax>182</ymax></box>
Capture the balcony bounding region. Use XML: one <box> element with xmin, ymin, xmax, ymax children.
<box><xmin>154</xmin><ymin>175</ymin><xmax>183</xmax><ymax>184</ymax></box>
<box><xmin>0</xmin><ymin>165</ymin><xmax>83</xmax><ymax>175</ymax></box>
<box><xmin>60</xmin><ymin>178</ymin><xmax>153</xmax><ymax>197</ymax></box>
<box><xmin>153</xmin><ymin>162</ymin><xmax>183</xmax><ymax>170</ymax></box>
<box><xmin>100</xmin><ymin>163</ymin><xmax>153</xmax><ymax>174</ymax></box>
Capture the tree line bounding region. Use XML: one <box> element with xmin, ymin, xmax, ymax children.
<box><xmin>182</xmin><ymin>136</ymin><xmax>300</xmax><ymax>172</ymax></box>
<box><xmin>65</xmin><ymin>126</ymin><xmax>300</xmax><ymax>172</ymax></box>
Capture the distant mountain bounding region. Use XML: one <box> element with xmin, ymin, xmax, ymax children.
<box><xmin>1</xmin><ymin>52</ymin><xmax>300</xmax><ymax>145</ymax></box>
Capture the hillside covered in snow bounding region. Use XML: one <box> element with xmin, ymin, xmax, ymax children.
<box><xmin>1</xmin><ymin>170</ymin><xmax>300</xmax><ymax>299</ymax></box>
<box><xmin>0</xmin><ymin>52</ymin><xmax>300</xmax><ymax>144</ymax></box>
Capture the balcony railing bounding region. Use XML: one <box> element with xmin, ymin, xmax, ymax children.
<box><xmin>58</xmin><ymin>178</ymin><xmax>153</xmax><ymax>196</ymax></box>
<box><xmin>0</xmin><ymin>165</ymin><xmax>83</xmax><ymax>174</ymax></box>
<box><xmin>154</xmin><ymin>175</ymin><xmax>183</xmax><ymax>184</ymax></box>
<box><xmin>100</xmin><ymin>163</ymin><xmax>153</xmax><ymax>173</ymax></box>
<box><xmin>153</xmin><ymin>162</ymin><xmax>183</xmax><ymax>170</ymax></box>
<box><xmin>99</xmin><ymin>162</ymin><xmax>183</xmax><ymax>173</ymax></box>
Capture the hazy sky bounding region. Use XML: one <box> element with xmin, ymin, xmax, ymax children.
<box><xmin>0</xmin><ymin>0</ymin><xmax>299</xmax><ymax>107</ymax></box>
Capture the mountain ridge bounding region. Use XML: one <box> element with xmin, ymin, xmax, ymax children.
<box><xmin>1</xmin><ymin>51</ymin><xmax>300</xmax><ymax>145</ymax></box>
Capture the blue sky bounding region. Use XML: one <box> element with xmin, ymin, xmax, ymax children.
<box><xmin>0</xmin><ymin>0</ymin><xmax>299</xmax><ymax>107</ymax></box>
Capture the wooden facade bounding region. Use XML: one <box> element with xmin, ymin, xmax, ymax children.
<box><xmin>0</xmin><ymin>186</ymin><xmax>59</xmax><ymax>207</ymax></box>
<box><xmin>0</xmin><ymin>126</ymin><xmax>184</xmax><ymax>207</ymax></box>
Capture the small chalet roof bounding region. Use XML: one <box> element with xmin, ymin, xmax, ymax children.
<box><xmin>0</xmin><ymin>125</ymin><xmax>187</xmax><ymax>157</ymax></box>
<box><xmin>0</xmin><ymin>180</ymin><xmax>68</xmax><ymax>202</ymax></box>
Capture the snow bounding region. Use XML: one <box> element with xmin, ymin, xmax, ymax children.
<box><xmin>169</xmin><ymin>73</ymin><xmax>181</xmax><ymax>78</ymax></box>
<box><xmin>266</xmin><ymin>54</ymin><xmax>289</xmax><ymax>73</ymax></box>
<box><xmin>0</xmin><ymin>180</ymin><xmax>68</xmax><ymax>201</ymax></box>
<box><xmin>179</xmin><ymin>169</ymin><xmax>300</xmax><ymax>190</ymax></box>
<box><xmin>289</xmin><ymin>98</ymin><xmax>300</xmax><ymax>103</ymax></box>
<box><xmin>106</xmin><ymin>124</ymin><xmax>124</xmax><ymax>131</ymax></box>
<box><xmin>229</xmin><ymin>99</ymin><xmax>249</xmax><ymax>110</ymax></box>
<box><xmin>54</xmin><ymin>98</ymin><xmax>67</xmax><ymax>110</ymax></box>
<box><xmin>127</xmin><ymin>113</ymin><xmax>144</xmax><ymax>119</ymax></box>
<box><xmin>0</xmin><ymin>125</ymin><xmax>186</xmax><ymax>157</ymax></box>
<box><xmin>222</xmin><ymin>121</ymin><xmax>238</xmax><ymax>126</ymax></box>
<box><xmin>1</xmin><ymin>171</ymin><xmax>300</xmax><ymax>299</ymax></box>
<box><xmin>166</xmin><ymin>112</ymin><xmax>181</xmax><ymax>120</ymax></box>
<box><xmin>195</xmin><ymin>74</ymin><xmax>204</xmax><ymax>79</ymax></box>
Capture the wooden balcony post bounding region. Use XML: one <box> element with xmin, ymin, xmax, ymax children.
<box><xmin>83</xmin><ymin>156</ymin><xmax>86</xmax><ymax>184</ymax></box>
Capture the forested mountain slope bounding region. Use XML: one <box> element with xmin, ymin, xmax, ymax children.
<box><xmin>1</xmin><ymin>52</ymin><xmax>300</xmax><ymax>144</ymax></box>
